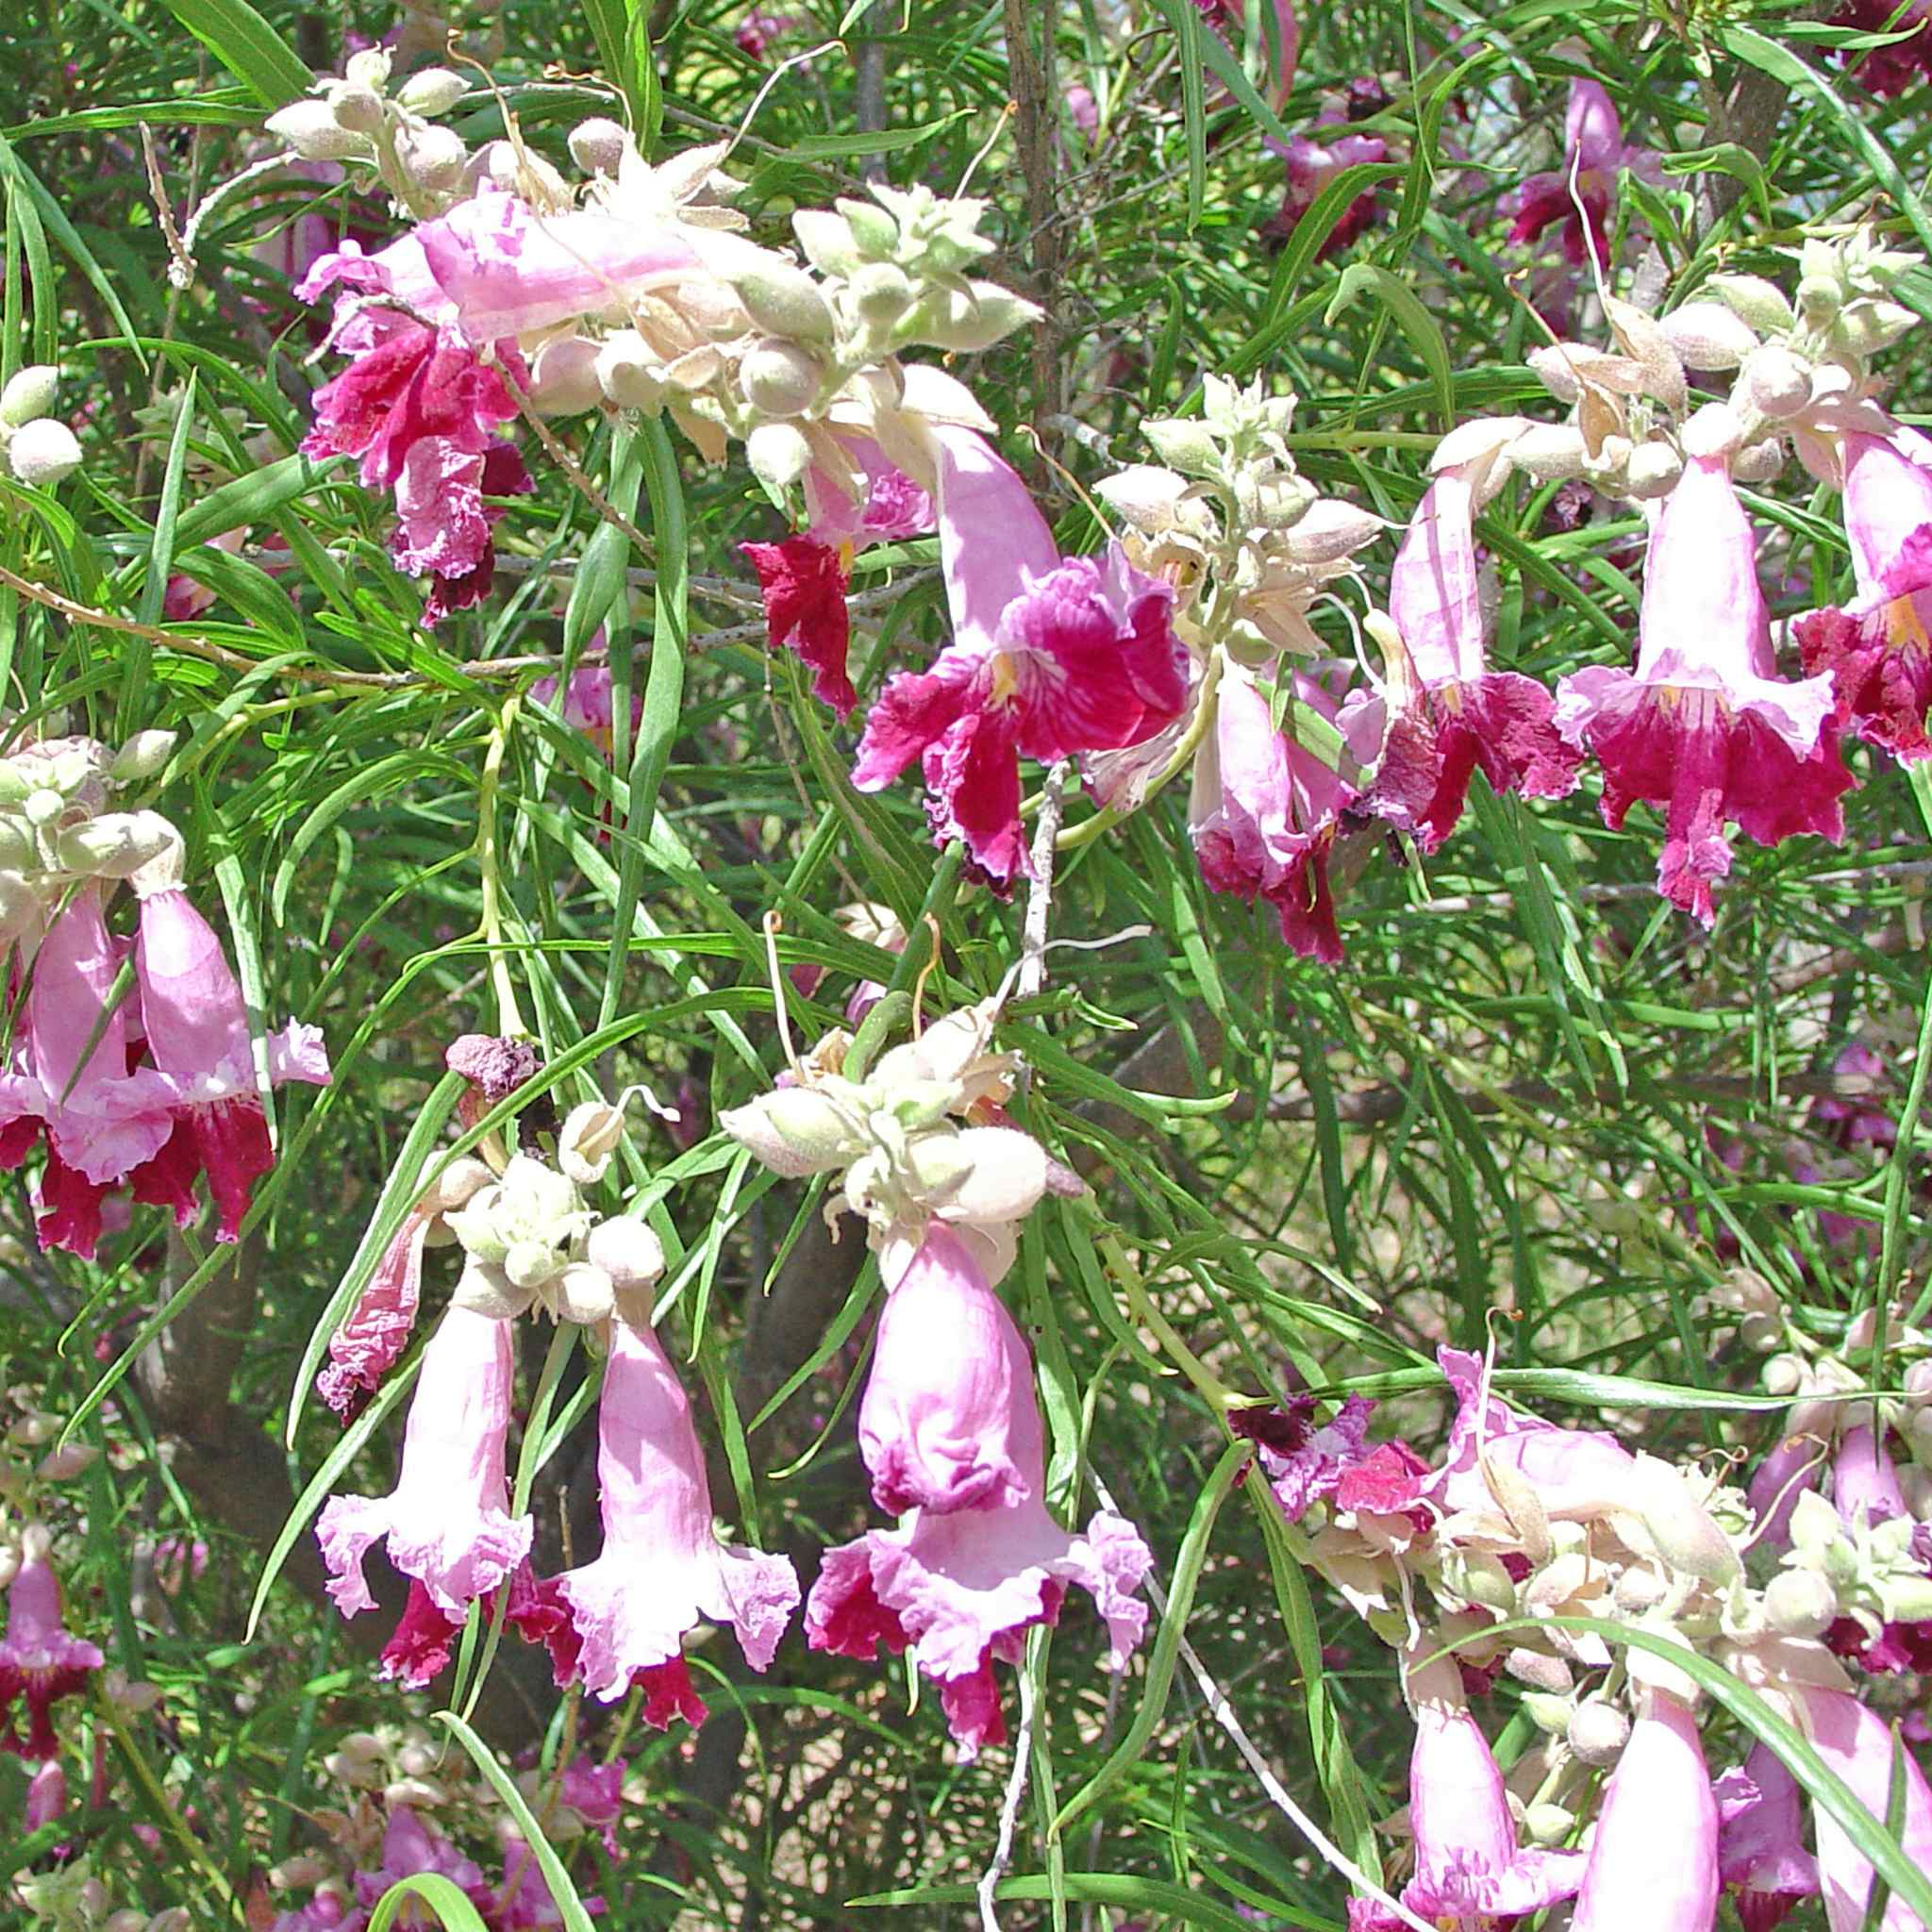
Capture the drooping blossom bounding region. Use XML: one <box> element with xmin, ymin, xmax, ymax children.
<box><xmin>744</xmin><ymin>435</ymin><xmax>937</xmax><ymax>717</ymax></box>
<box><xmin>853</xmin><ymin>427</ymin><xmax>1186</xmax><ymax>884</ymax></box>
<box><xmin>1188</xmin><ymin>660</ymin><xmax>1363</xmax><ymax>963</ymax></box>
<box><xmin>0</xmin><ymin>1539</ymin><xmax>104</xmax><ymax>1760</ymax></box>
<box><xmin>1349</xmin><ymin>1645</ymin><xmax>1585</xmax><ymax>1931</ymax></box>
<box><xmin>1554</xmin><ymin>428</ymin><xmax>1852</xmax><ymax>925</ymax></box>
<box><xmin>1795</xmin><ymin>429</ymin><xmax>1932</xmax><ymax>759</ymax></box>
<box><xmin>1262</xmin><ymin>104</ymin><xmax>1386</xmax><ymax>258</ymax></box>
<box><xmin>807</xmin><ymin>1226</ymin><xmax>1153</xmax><ymax>1757</ymax></box>
<box><xmin>1507</xmin><ymin>79</ymin><xmax>1661</xmax><ymax>273</ymax></box>
<box><xmin>1231</xmin><ymin>1394</ymin><xmax>1398</xmax><ymax>1523</ymax></box>
<box><xmin>316</xmin><ymin>1213</ymin><xmax>432</xmax><ymax>1422</ymax></box>
<box><xmin>1798</xmin><ymin>1684</ymin><xmax>1932</xmax><ymax>1932</ymax></box>
<box><xmin>128</xmin><ymin>862</ymin><xmax>331</xmax><ymax>1241</ymax></box>
<box><xmin>0</xmin><ymin>888</ymin><xmax>176</xmax><ymax>1257</ymax></box>
<box><xmin>318</xmin><ymin>1306</ymin><xmax>534</xmax><ymax>1637</ymax></box>
<box><xmin>1715</xmin><ymin>1745</ymin><xmax>1822</xmax><ymax>1932</ymax></box>
<box><xmin>551</xmin><ymin>1314</ymin><xmax>799</xmax><ymax>1726</ymax></box>
<box><xmin>1570</xmin><ymin>1687</ymin><xmax>1720</xmax><ymax>1932</ymax></box>
<box><xmin>1367</xmin><ymin>420</ymin><xmax>1581</xmax><ymax>850</ymax></box>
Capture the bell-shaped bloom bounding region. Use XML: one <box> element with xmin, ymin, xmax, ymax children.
<box><xmin>415</xmin><ymin>191</ymin><xmax>704</xmax><ymax>343</ymax></box>
<box><xmin>1798</xmin><ymin>1685</ymin><xmax>1932</xmax><ymax>1932</ymax></box>
<box><xmin>1369</xmin><ymin>427</ymin><xmax>1581</xmax><ymax>850</ymax></box>
<box><xmin>316</xmin><ymin>1214</ymin><xmax>431</xmax><ymax>1422</ymax></box>
<box><xmin>1354</xmin><ymin>1648</ymin><xmax>1585</xmax><ymax>1930</ymax></box>
<box><xmin>1748</xmin><ymin>1432</ymin><xmax>1825</xmax><ymax>1552</ymax></box>
<box><xmin>551</xmin><ymin>1315</ymin><xmax>799</xmax><ymax>1724</ymax></box>
<box><xmin>1189</xmin><ymin>662</ymin><xmax>1362</xmax><ymax>963</ymax></box>
<box><xmin>1508</xmin><ymin>80</ymin><xmax>1660</xmax><ymax>272</ymax></box>
<box><xmin>1716</xmin><ymin>1745</ymin><xmax>1821</xmax><ymax>1932</ymax></box>
<box><xmin>1262</xmin><ymin>107</ymin><xmax>1386</xmax><ymax>258</ymax></box>
<box><xmin>1796</xmin><ymin>429</ymin><xmax>1932</xmax><ymax>759</ymax></box>
<box><xmin>318</xmin><ymin>1305</ymin><xmax>534</xmax><ymax>1626</ymax></box>
<box><xmin>853</xmin><ymin>427</ymin><xmax>1186</xmax><ymax>884</ymax></box>
<box><xmin>0</xmin><ymin>890</ymin><xmax>177</xmax><ymax>1257</ymax></box>
<box><xmin>807</xmin><ymin>1225</ymin><xmax>1153</xmax><ymax>1758</ymax></box>
<box><xmin>1572</xmin><ymin>1688</ymin><xmax>1720</xmax><ymax>1932</ymax></box>
<box><xmin>1554</xmin><ymin>440</ymin><xmax>1852</xmax><ymax>925</ymax></box>
<box><xmin>128</xmin><ymin>878</ymin><xmax>329</xmax><ymax>1241</ymax></box>
<box><xmin>1832</xmin><ymin>1422</ymin><xmax>1906</xmax><ymax>1526</ymax></box>
<box><xmin>0</xmin><ymin>1545</ymin><xmax>104</xmax><ymax>1759</ymax></box>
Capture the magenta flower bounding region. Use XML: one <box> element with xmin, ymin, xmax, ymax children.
<box><xmin>1554</xmin><ymin>440</ymin><xmax>1853</xmax><ymax>924</ymax></box>
<box><xmin>1263</xmin><ymin>107</ymin><xmax>1386</xmax><ymax>258</ymax></box>
<box><xmin>1233</xmin><ymin>1394</ymin><xmax>1384</xmax><ymax>1522</ymax></box>
<box><xmin>551</xmin><ymin>1314</ymin><xmax>799</xmax><ymax>1725</ymax></box>
<box><xmin>807</xmin><ymin>1226</ymin><xmax>1153</xmax><ymax>1758</ymax></box>
<box><xmin>350</xmin><ymin>1807</ymin><xmax>492</xmax><ymax>1922</ymax></box>
<box><xmin>1716</xmin><ymin>1744</ymin><xmax>1821</xmax><ymax>1932</ymax></box>
<box><xmin>1748</xmin><ymin>1433</ymin><xmax>1825</xmax><ymax>1552</ymax></box>
<box><xmin>318</xmin><ymin>1305</ymin><xmax>534</xmax><ymax>1631</ymax></box>
<box><xmin>1507</xmin><ymin>80</ymin><xmax>1660</xmax><ymax>272</ymax></box>
<box><xmin>1196</xmin><ymin>0</ymin><xmax>1299</xmax><ymax>108</ymax></box>
<box><xmin>1353</xmin><ymin>1648</ymin><xmax>1585</xmax><ymax>1930</ymax></box>
<box><xmin>1827</xmin><ymin>0</ymin><xmax>1932</xmax><ymax>96</ymax></box>
<box><xmin>317</xmin><ymin>1214</ymin><xmax>430</xmax><ymax>1423</ymax></box>
<box><xmin>0</xmin><ymin>1543</ymin><xmax>103</xmax><ymax>1760</ymax></box>
<box><xmin>128</xmin><ymin>875</ymin><xmax>329</xmax><ymax>1241</ymax></box>
<box><xmin>24</xmin><ymin>1757</ymin><xmax>66</xmax><ymax>1833</ymax></box>
<box><xmin>1571</xmin><ymin>1688</ymin><xmax>1719</xmax><ymax>1932</ymax></box>
<box><xmin>852</xmin><ymin>427</ymin><xmax>1186</xmax><ymax>884</ymax></box>
<box><xmin>734</xmin><ymin>8</ymin><xmax>797</xmax><ymax>58</ymax></box>
<box><xmin>1832</xmin><ymin>1421</ymin><xmax>1906</xmax><ymax>1525</ymax></box>
<box><xmin>1369</xmin><ymin>426</ymin><xmax>1581</xmax><ymax>850</ymax></box>
<box><xmin>1813</xmin><ymin>1042</ymin><xmax>1897</xmax><ymax>1153</ymax></box>
<box><xmin>0</xmin><ymin>889</ymin><xmax>176</xmax><ymax>1257</ymax></box>
<box><xmin>1796</xmin><ymin>428</ymin><xmax>1932</xmax><ymax>759</ymax></box>
<box><xmin>1189</xmin><ymin>661</ymin><xmax>1361</xmax><ymax>963</ymax></box>
<box><xmin>1798</xmin><ymin>1685</ymin><xmax>1932</xmax><ymax>1932</ymax></box>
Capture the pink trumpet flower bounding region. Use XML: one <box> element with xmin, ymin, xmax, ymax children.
<box><xmin>1554</xmin><ymin>434</ymin><xmax>1852</xmax><ymax>924</ymax></box>
<box><xmin>807</xmin><ymin>1225</ymin><xmax>1153</xmax><ymax>1757</ymax></box>
<box><xmin>1796</xmin><ymin>429</ymin><xmax>1932</xmax><ymax>758</ymax></box>
<box><xmin>1798</xmin><ymin>1685</ymin><xmax>1932</xmax><ymax>1932</ymax></box>
<box><xmin>1507</xmin><ymin>79</ymin><xmax>1660</xmax><ymax>272</ymax></box>
<box><xmin>552</xmin><ymin>1314</ymin><xmax>799</xmax><ymax>1726</ymax></box>
<box><xmin>1716</xmin><ymin>1744</ymin><xmax>1822</xmax><ymax>1932</ymax></box>
<box><xmin>1188</xmin><ymin>662</ymin><xmax>1362</xmax><ymax>964</ymax></box>
<box><xmin>1571</xmin><ymin>1687</ymin><xmax>1720</xmax><ymax>1932</ymax></box>
<box><xmin>316</xmin><ymin>1213</ymin><xmax>431</xmax><ymax>1422</ymax></box>
<box><xmin>1370</xmin><ymin>424</ymin><xmax>1581</xmax><ymax>850</ymax></box>
<box><xmin>0</xmin><ymin>1543</ymin><xmax>103</xmax><ymax>1760</ymax></box>
<box><xmin>318</xmin><ymin>1306</ymin><xmax>534</xmax><ymax>1628</ymax></box>
<box><xmin>853</xmin><ymin>428</ymin><xmax>1186</xmax><ymax>885</ymax></box>
<box><xmin>1350</xmin><ymin>1647</ymin><xmax>1585</xmax><ymax>1930</ymax></box>
<box><xmin>129</xmin><ymin>873</ymin><xmax>330</xmax><ymax>1241</ymax></box>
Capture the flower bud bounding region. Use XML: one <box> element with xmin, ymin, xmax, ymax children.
<box><xmin>740</xmin><ymin>339</ymin><xmax>824</xmax><ymax>419</ymax></box>
<box><xmin>1634</xmin><ymin>1454</ymin><xmax>1740</xmax><ymax>1583</ymax></box>
<box><xmin>837</xmin><ymin>195</ymin><xmax>899</xmax><ymax>257</ymax></box>
<box><xmin>1507</xmin><ymin>423</ymin><xmax>1589</xmax><ymax>481</ymax></box>
<box><xmin>397</xmin><ymin>122</ymin><xmax>467</xmax><ymax>192</ymax></box>
<box><xmin>423</xmin><ymin>1155</ymin><xmax>495</xmax><ymax>1218</ymax></box>
<box><xmin>1764</xmin><ymin>1565</ymin><xmax>1838</xmax><ymax>1638</ymax></box>
<box><xmin>1733</xmin><ymin>439</ymin><xmax>1785</xmax><ymax>484</ymax></box>
<box><xmin>148</xmin><ymin>1912</ymin><xmax>192</xmax><ymax>1932</ymax></box>
<box><xmin>552</xmin><ymin>1261</ymin><xmax>615</xmax><ymax>1324</ymax></box>
<box><xmin>903</xmin><ymin>282</ymin><xmax>1041</xmax><ymax>353</ymax></box>
<box><xmin>328</xmin><ymin>84</ymin><xmax>387</xmax><ymax>136</ymax></box>
<box><xmin>1740</xmin><ymin>345</ymin><xmax>1813</xmax><ymax>420</ymax></box>
<box><xmin>1762</xmin><ymin>1353</ymin><xmax>1806</xmax><ymax>1397</ymax></box>
<box><xmin>569</xmin><ymin>117</ymin><xmax>632</xmax><ymax>175</ymax></box>
<box><xmin>792</xmin><ymin>209</ymin><xmax>860</xmax><ymax>276</ymax></box>
<box><xmin>395</xmin><ymin>67</ymin><xmax>467</xmax><ymax>116</ymax></box>
<box><xmin>595</xmin><ymin>332</ymin><xmax>664</xmax><ymax>412</ymax></box>
<box><xmin>504</xmin><ymin>1239</ymin><xmax>564</xmax><ymax>1291</ymax></box>
<box><xmin>8</xmin><ymin>418</ymin><xmax>82</xmax><ymax>486</ymax></box>
<box><xmin>109</xmin><ymin>730</ymin><xmax>177</xmax><ymax>785</ymax></box>
<box><xmin>1660</xmin><ymin>301</ymin><xmax>1760</xmax><ymax>371</ymax></box>
<box><xmin>746</xmin><ymin>420</ymin><xmax>812</xmax><ymax>494</ymax></box>
<box><xmin>1567</xmin><ymin>1700</ymin><xmax>1631</xmax><ymax>1764</ymax></box>
<box><xmin>0</xmin><ymin>873</ymin><xmax>37</xmax><ymax>940</ymax></box>
<box><xmin>1739</xmin><ymin>1310</ymin><xmax>1782</xmax><ymax>1353</ymax></box>
<box><xmin>25</xmin><ymin>1758</ymin><xmax>66</xmax><ymax>1831</ymax></box>
<box><xmin>722</xmin><ymin>1087</ymin><xmax>859</xmax><ymax>1177</ymax></box>
<box><xmin>528</xmin><ymin>334</ymin><xmax>604</xmax><ymax>418</ymax></box>
<box><xmin>1506</xmin><ymin>1646</ymin><xmax>1574</xmax><ymax>1694</ymax></box>
<box><xmin>1455</xmin><ymin>1548</ymin><xmax>1521</xmax><ymax>1615</ymax></box>
<box><xmin>384</xmin><ymin>1777</ymin><xmax>445</xmax><ymax>1808</ymax></box>
<box><xmin>265</xmin><ymin>100</ymin><xmax>375</xmax><ymax>160</ymax></box>
<box><xmin>449</xmin><ymin>1254</ymin><xmax>534</xmax><ymax>1320</ymax></box>
<box><xmin>0</xmin><ymin>365</ymin><xmax>58</xmax><ymax>429</ymax></box>
<box><xmin>1521</xmin><ymin>1690</ymin><xmax>1574</xmax><ymax>1734</ymax></box>
<box><xmin>1708</xmin><ymin>275</ymin><xmax>1797</xmax><ymax>335</ymax></box>
<box><xmin>344</xmin><ymin>46</ymin><xmax>392</xmax><ymax>91</ymax></box>
<box><xmin>587</xmin><ymin>1215</ymin><xmax>665</xmax><ymax>1289</ymax></box>
<box><xmin>57</xmin><ymin>809</ymin><xmax>179</xmax><ymax>879</ymax></box>
<box><xmin>1834</xmin><ymin>299</ymin><xmax>1917</xmax><ymax>357</ymax></box>
<box><xmin>558</xmin><ymin>1097</ymin><xmax>627</xmax><ymax>1185</ymax></box>
<box><xmin>1796</xmin><ymin>275</ymin><xmax>1841</xmax><ymax>324</ymax></box>
<box><xmin>270</xmin><ymin>1856</ymin><xmax>333</xmax><ymax>1890</ymax></box>
<box><xmin>1280</xmin><ymin>500</ymin><xmax>1384</xmax><ymax>565</ymax></box>
<box><xmin>1624</xmin><ymin>441</ymin><xmax>1684</xmax><ymax>500</ymax></box>
<box><xmin>730</xmin><ymin>261</ymin><xmax>836</xmax><ymax>342</ymax></box>
<box><xmin>1141</xmin><ymin>417</ymin><xmax>1221</xmax><ymax>475</ymax></box>
<box><xmin>1904</xmin><ymin>1359</ymin><xmax>1932</xmax><ymax>1404</ymax></box>
<box><xmin>36</xmin><ymin>1443</ymin><xmax>98</xmax><ymax>1481</ymax></box>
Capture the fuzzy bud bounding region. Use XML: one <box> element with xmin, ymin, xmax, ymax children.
<box><xmin>552</xmin><ymin>1262</ymin><xmax>615</xmax><ymax>1325</ymax></box>
<box><xmin>569</xmin><ymin>117</ymin><xmax>632</xmax><ymax>175</ymax></box>
<box><xmin>1904</xmin><ymin>1359</ymin><xmax>1932</xmax><ymax>1404</ymax></box>
<box><xmin>722</xmin><ymin>1087</ymin><xmax>859</xmax><ymax>1176</ymax></box>
<box><xmin>36</xmin><ymin>1443</ymin><xmax>98</xmax><ymax>1481</ymax></box>
<box><xmin>847</xmin><ymin>261</ymin><xmax>913</xmax><ymax>321</ymax></box>
<box><xmin>558</xmin><ymin>1097</ymin><xmax>627</xmax><ymax>1185</ymax></box>
<box><xmin>792</xmin><ymin>209</ymin><xmax>860</xmax><ymax>277</ymax></box>
<box><xmin>903</xmin><ymin>282</ymin><xmax>1041</xmax><ymax>353</ymax></box>
<box><xmin>594</xmin><ymin>332</ymin><xmax>663</xmax><ymax>413</ymax></box>
<box><xmin>8</xmin><ymin>418</ymin><xmax>82</xmax><ymax>486</ymax></box>
<box><xmin>1740</xmin><ymin>345</ymin><xmax>1813</xmax><ymax>420</ymax></box>
<box><xmin>1279</xmin><ymin>500</ymin><xmax>1384</xmax><ymax>565</ymax></box>
<box><xmin>328</xmin><ymin>84</ymin><xmax>387</xmax><ymax>137</ymax></box>
<box><xmin>730</xmin><ymin>261</ymin><xmax>836</xmax><ymax>342</ymax></box>
<box><xmin>1524</xmin><ymin>1802</ymin><xmax>1576</xmax><ymax>1846</ymax></box>
<box><xmin>1505</xmin><ymin>1647</ymin><xmax>1574</xmax><ymax>1694</ymax></box>
<box><xmin>1764</xmin><ymin>1566</ymin><xmax>1838</xmax><ymax>1638</ymax></box>
<box><xmin>838</xmin><ymin>196</ymin><xmax>899</xmax><ymax>258</ymax></box>
<box><xmin>1660</xmin><ymin>301</ymin><xmax>1760</xmax><ymax>371</ymax></box>
<box><xmin>1633</xmin><ymin>1453</ymin><xmax>1740</xmax><ymax>1584</ymax></box>
<box><xmin>586</xmin><ymin>1216</ymin><xmax>665</xmax><ymax>1289</ymax></box>
<box><xmin>1796</xmin><ymin>275</ymin><xmax>1841</xmax><ymax>325</ymax></box>
<box><xmin>528</xmin><ymin>335</ymin><xmax>604</xmax><ymax>418</ymax></box>
<box><xmin>1707</xmin><ymin>275</ymin><xmax>1797</xmax><ymax>335</ymax></box>
<box><xmin>395</xmin><ymin>67</ymin><xmax>467</xmax><ymax>116</ymax></box>
<box><xmin>1624</xmin><ymin>441</ymin><xmax>1684</xmax><ymax>500</ymax></box>
<box><xmin>1566</xmin><ymin>1700</ymin><xmax>1631</xmax><ymax>1765</ymax></box>
<box><xmin>57</xmin><ymin>809</ymin><xmax>179</xmax><ymax>879</ymax></box>
<box><xmin>746</xmin><ymin>420</ymin><xmax>812</xmax><ymax>494</ymax></box>
<box><xmin>740</xmin><ymin>339</ymin><xmax>824</xmax><ymax>419</ymax></box>
<box><xmin>265</xmin><ymin>100</ymin><xmax>375</xmax><ymax>160</ymax></box>
<box><xmin>397</xmin><ymin>122</ymin><xmax>467</xmax><ymax>192</ymax></box>
<box><xmin>1762</xmin><ymin>1353</ymin><xmax>1806</xmax><ymax>1397</ymax></box>
<box><xmin>343</xmin><ymin>46</ymin><xmax>392</xmax><ymax>91</ymax></box>
<box><xmin>1733</xmin><ymin>439</ymin><xmax>1785</xmax><ymax>484</ymax></box>
<box><xmin>1520</xmin><ymin>1691</ymin><xmax>1574</xmax><ymax>1735</ymax></box>
<box><xmin>1834</xmin><ymin>299</ymin><xmax>1917</xmax><ymax>357</ymax></box>
<box><xmin>1141</xmin><ymin>417</ymin><xmax>1221</xmax><ymax>475</ymax></box>
<box><xmin>109</xmin><ymin>730</ymin><xmax>177</xmax><ymax>785</ymax></box>
<box><xmin>0</xmin><ymin>365</ymin><xmax>58</xmax><ymax>430</ymax></box>
<box><xmin>1507</xmin><ymin>423</ymin><xmax>1589</xmax><ymax>481</ymax></box>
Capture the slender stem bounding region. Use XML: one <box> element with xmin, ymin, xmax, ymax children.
<box><xmin>476</xmin><ymin>700</ymin><xmax>528</xmax><ymax>1039</ymax></box>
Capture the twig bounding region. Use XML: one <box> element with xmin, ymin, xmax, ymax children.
<box><xmin>976</xmin><ymin>1672</ymin><xmax>1036</xmax><ymax>1932</ymax></box>
<box><xmin>1019</xmin><ymin>761</ymin><xmax>1069</xmax><ymax>999</ymax></box>
<box><xmin>854</xmin><ymin>2</ymin><xmax>891</xmax><ymax>187</ymax></box>
<box><xmin>1001</xmin><ymin>0</ymin><xmax>1067</xmax><ymax>439</ymax></box>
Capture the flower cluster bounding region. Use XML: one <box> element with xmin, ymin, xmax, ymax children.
<box><xmin>0</xmin><ymin>728</ymin><xmax>328</xmax><ymax>1256</ymax></box>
